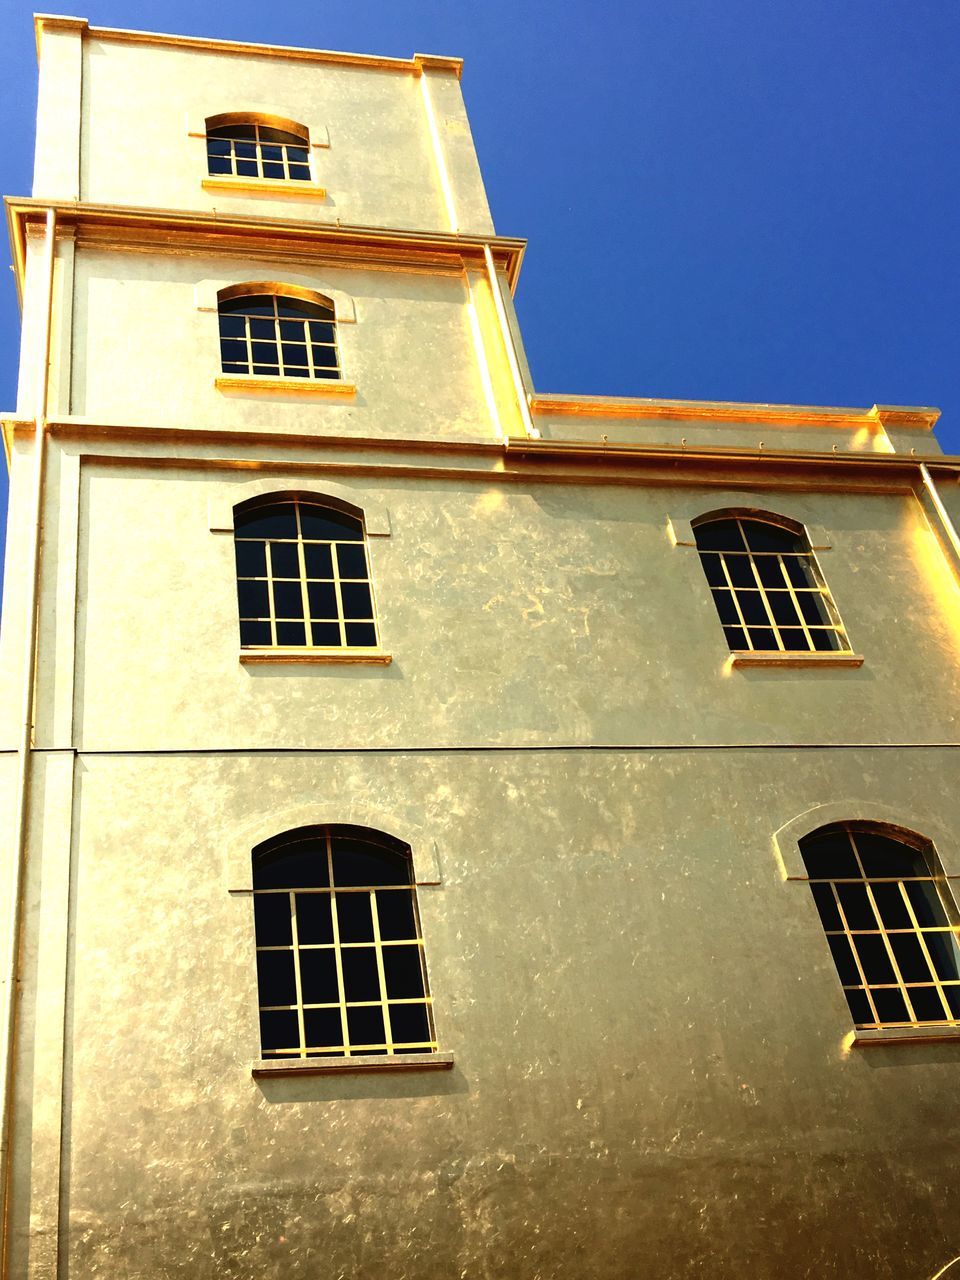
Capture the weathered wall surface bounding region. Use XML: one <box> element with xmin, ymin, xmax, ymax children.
<box><xmin>6</xmin><ymin>748</ymin><xmax>959</xmax><ymax>1280</ymax></box>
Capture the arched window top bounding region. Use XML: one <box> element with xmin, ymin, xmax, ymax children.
<box><xmin>798</xmin><ymin>821</ymin><xmax>960</xmax><ymax>1031</ymax></box>
<box><xmin>693</xmin><ymin>511</ymin><xmax>851</xmax><ymax>655</ymax></box>
<box><xmin>217</xmin><ymin>285</ymin><xmax>341</xmax><ymax>383</ymax></box>
<box><xmin>251</xmin><ymin>825</ymin><xmax>435</xmax><ymax>1060</ymax></box>
<box><xmin>205</xmin><ymin>113</ymin><xmax>312</xmax><ymax>182</ymax></box>
<box><xmin>233</xmin><ymin>495</ymin><xmax>378</xmax><ymax>651</ymax></box>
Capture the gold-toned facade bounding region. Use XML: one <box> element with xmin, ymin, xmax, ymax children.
<box><xmin>2</xmin><ymin>15</ymin><xmax>960</xmax><ymax>1278</ymax></box>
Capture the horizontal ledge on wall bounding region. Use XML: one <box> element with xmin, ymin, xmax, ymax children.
<box><xmin>215</xmin><ymin>376</ymin><xmax>356</xmax><ymax>398</ymax></box>
<box><xmin>853</xmin><ymin>1027</ymin><xmax>960</xmax><ymax>1048</ymax></box>
<box><xmin>201</xmin><ymin>178</ymin><xmax>327</xmax><ymax>199</ymax></box>
<box><xmin>252</xmin><ymin>1052</ymin><xmax>455</xmax><ymax>1077</ymax></box>
<box><xmin>731</xmin><ymin>652</ymin><xmax>864</xmax><ymax>669</ymax></box>
<box><xmin>240</xmin><ymin>649</ymin><xmax>392</xmax><ymax>665</ymax></box>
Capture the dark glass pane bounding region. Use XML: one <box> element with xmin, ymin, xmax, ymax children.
<box><xmin>854</xmin><ymin>833</ymin><xmax>926</xmax><ymax>878</ymax></box>
<box><xmin>236</xmin><ymin>503</ymin><xmax>298</xmax><ymax>540</ymax></box>
<box><xmin>722</xmin><ymin>626</ymin><xmax>747</xmax><ymax>650</ymax></box>
<box><xmin>811</xmin><ymin>629</ymin><xmax>843</xmax><ymax>652</ymax></box>
<box><xmin>827</xmin><ymin>935</ymin><xmax>861</xmax><ymax>986</ymax></box>
<box><xmin>307</xmin><ymin>581</ymin><xmax>338</xmax><ymax>618</ymax></box>
<box><xmin>276</xmin><ymin>621</ymin><xmax>306</xmax><ymax>645</ymax></box>
<box><xmin>726</xmin><ymin>557</ymin><xmax>757</xmax><ymax>589</ymax></box>
<box><xmin>282</xmin><ymin>343</ymin><xmax>309</xmax><ymax>368</ymax></box>
<box><xmin>279</xmin><ymin>319</ymin><xmax>308</xmax><ymax>341</ymax></box>
<box><xmin>295</xmin><ymin>893</ymin><xmax>333</xmax><ymax>945</ymax></box>
<box><xmin>236</xmin><ymin>158</ymin><xmax>259</xmax><ymax>177</ymax></box>
<box><xmin>209</xmin><ymin>123</ymin><xmax>256</xmax><ymax>140</ymax></box>
<box><xmin>285</xmin><ymin>366</ymin><xmax>310</xmax><ymax>379</ymax></box>
<box><xmin>239</xmin><ymin>620</ymin><xmax>271</xmax><ymax>647</ymax></box>
<box><xmin>249</xmin><ymin>316</ymin><xmax>276</xmax><ymax>339</ymax></box>
<box><xmin>299</xmin><ymin>506</ymin><xmax>362</xmax><ymax>541</ymax></box>
<box><xmin>312</xmin><ymin>346</ymin><xmax>339</xmax><ymax>371</ymax></box>
<box><xmin>252</xmin><ymin>341</ymin><xmax>279</xmax><ymax>364</ymax></box>
<box><xmin>268</xmin><ymin>541</ymin><xmax>300</xmax><ymax>579</ymax></box>
<box><xmin>234</xmin><ymin>140</ymin><xmax>257</xmax><ymax>158</ymax></box>
<box><xmin>287</xmin><ymin>145</ymin><xmax>310</xmax><ymax>164</ymax></box>
<box><xmin>276</xmin><ymin>296</ymin><xmax>333</xmax><ymax>319</ymax></box>
<box><xmin>388</xmin><ymin>1002</ymin><xmax>430</xmax><ymax>1046</ymax></box>
<box><xmin>346</xmin><ymin>1005</ymin><xmax>385</xmax><ymax>1050</ymax></box>
<box><xmin>237</xmin><ymin>580</ymin><xmax>269</xmax><ymax>618</ymax></box>
<box><xmin>218</xmin><ymin>314</ymin><xmax>246</xmax><ymax>337</ymax></box>
<box><xmin>311</xmin><ymin>621</ymin><xmax>342</xmax><ymax>646</ymax></box>
<box><xmin>298</xmin><ymin>949</ymin><xmax>340</xmax><ymax>1004</ymax></box>
<box><xmin>755</xmin><ymin>557</ymin><xmax>787</xmax><ymax>589</ymax></box>
<box><xmin>259</xmin><ymin>1009</ymin><xmax>299</xmax><ymax>1053</ymax></box>
<box><xmin>906</xmin><ymin>986</ymin><xmax>948</xmax><ymax>1023</ymax></box>
<box><xmin>336</xmin><ymin>544</ymin><xmax>368</xmax><ymax>579</ymax></box>
<box><xmin>313</xmin><ymin>366</ymin><xmax>341</xmax><ymax>381</ymax></box>
<box><xmin>261</xmin><ymin>127</ymin><xmax>306</xmax><ymax>145</ymax></box>
<box><xmin>335</xmin><ymin>893</ymin><xmax>375</xmax><ymax>943</ymax></box>
<box><xmin>340</xmin><ymin>947</ymin><xmax>381</xmax><ymax>1002</ymax></box>
<box><xmin>289</xmin><ymin>164</ymin><xmax>312</xmax><ymax>181</ymax></box>
<box><xmin>332</xmin><ymin>838</ymin><xmax>410</xmax><ymax>887</ymax></box>
<box><xmin>220</xmin><ymin>338</ymin><xmax>247</xmax><ymax>366</ymax></box>
<box><xmin>800</xmin><ymin>828</ymin><xmax>860</xmax><ymax>878</ymax></box>
<box><xmin>384</xmin><ymin>945</ymin><xmax>425</xmax><ymax>1000</ymax></box>
<box><xmin>836</xmin><ymin>883</ymin><xmax>878</xmax><ymax>931</ymax></box>
<box><xmin>742</xmin><ymin>521</ymin><xmax>800</xmax><ymax>553</ymax></box>
<box><xmin>843</xmin><ymin>988</ymin><xmax>874</xmax><ymax>1026</ymax></box>
<box><xmin>945</xmin><ymin>987</ymin><xmax>960</xmax><ymax>1019</ymax></box>
<box><xmin>235</xmin><ymin>541</ymin><xmax>266</xmax><ymax>577</ymax></box>
<box><xmin>308</xmin><ymin>321</ymin><xmax>336</xmax><ymax>345</ymax></box>
<box><xmin>303</xmin><ymin>1007</ymin><xmax>344</xmax><ymax>1052</ymax></box>
<box><xmin>797</xmin><ymin>591</ymin><xmax>831</xmax><ymax>625</ymax></box>
<box><xmin>272</xmin><ymin>582</ymin><xmax>304</xmax><ymax>619</ymax></box>
<box><xmin>340</xmin><ymin>583</ymin><xmax>373</xmax><ymax>619</ymax></box>
<box><xmin>207</xmin><ymin>137</ymin><xmax>231</xmax><ymax>156</ymax></box>
<box><xmin>907</xmin><ymin>881</ymin><xmax>950</xmax><ymax>928</ymax></box>
<box><xmin>304</xmin><ymin>544</ymin><xmax>333</xmax><ymax>578</ymax></box>
<box><xmin>260</xmin><ymin>144</ymin><xmax>283</xmax><ymax>161</ymax></box>
<box><xmin>264</xmin><ymin>159</ymin><xmax>286</xmax><ymax>178</ymax></box>
<box><xmin>254</xmin><ymin>836</ymin><xmax>330</xmax><ymax>889</ymax></box>
<box><xmin>256</xmin><ymin>950</ymin><xmax>296</xmax><ymax>1006</ymax></box>
<box><xmin>890</xmin><ymin>933</ymin><xmax>933</xmax><ymax>984</ymax></box>
<box><xmin>219</xmin><ymin>294</ymin><xmax>272</xmax><ymax>315</ymax></box>
<box><xmin>783</xmin><ymin>555</ymin><xmax>817</xmax><ymax>588</ymax></box>
<box><xmin>853</xmin><ymin>935</ymin><xmax>896</xmax><ymax>985</ymax></box>
<box><xmin>810</xmin><ymin>883</ymin><xmax>842</xmax><ymax>931</ymax></box>
<box><xmin>253</xmin><ymin>893</ymin><xmax>292</xmax><ymax>946</ymax></box>
<box><xmin>710</xmin><ymin>590</ymin><xmax>739</xmax><ymax>626</ymax></box>
<box><xmin>345</xmin><ymin>622</ymin><xmax>378</xmax><ymax>647</ymax></box>
<box><xmin>376</xmin><ymin>890</ymin><xmax>417</xmax><ymax>941</ymax></box>
<box><xmin>871</xmin><ymin>987</ymin><xmax>910</xmax><ymax>1024</ymax></box>
<box><xmin>220</xmin><ymin>362</ymin><xmax>247</xmax><ymax>375</ymax></box>
<box><xmin>737</xmin><ymin>591</ymin><xmax>769</xmax><ymax>626</ymax></box>
<box><xmin>777</xmin><ymin>628</ymin><xmax>813</xmax><ymax>652</ymax></box>
<box><xmin>698</xmin><ymin>553</ymin><xmax>726</xmax><ymax>588</ymax></box>
<box><xmin>207</xmin><ymin>155</ymin><xmax>232</xmax><ymax>175</ymax></box>
<box><xmin>694</xmin><ymin>520</ymin><xmax>745</xmax><ymax>552</ymax></box>
<box><xmin>924</xmin><ymin>931</ymin><xmax>960</xmax><ymax>982</ymax></box>
<box><xmin>766</xmin><ymin>592</ymin><xmax>801</xmax><ymax>628</ymax></box>
<box><xmin>871</xmin><ymin>883</ymin><xmax>913</xmax><ymax>930</ymax></box>
<box><xmin>747</xmin><ymin>627</ymin><xmax>778</xmax><ymax>651</ymax></box>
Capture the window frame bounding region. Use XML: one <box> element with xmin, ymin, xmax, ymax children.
<box><xmin>199</xmin><ymin>111</ymin><xmax>328</xmax><ymax>199</ymax></box>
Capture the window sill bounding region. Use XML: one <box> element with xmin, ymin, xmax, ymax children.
<box><xmin>240</xmin><ymin>648</ymin><xmax>391</xmax><ymax>666</ymax></box>
<box><xmin>252</xmin><ymin>1052</ymin><xmax>454</xmax><ymax>1078</ymax></box>
<box><xmin>216</xmin><ymin>375</ymin><xmax>355</xmax><ymax>398</ymax></box>
<box><xmin>853</xmin><ymin>1025</ymin><xmax>960</xmax><ymax>1048</ymax></box>
<box><xmin>202</xmin><ymin>177</ymin><xmax>327</xmax><ymax>199</ymax></box>
<box><xmin>731</xmin><ymin>651</ymin><xmax>864</xmax><ymax>669</ymax></box>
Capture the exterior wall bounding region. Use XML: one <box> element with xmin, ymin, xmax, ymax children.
<box><xmin>7</xmin><ymin>747</ymin><xmax>960</xmax><ymax>1280</ymax></box>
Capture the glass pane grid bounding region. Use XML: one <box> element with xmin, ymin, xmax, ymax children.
<box><xmin>254</xmin><ymin>832</ymin><xmax>436</xmax><ymax>1058</ymax></box>
<box><xmin>235</xmin><ymin>499</ymin><xmax>378</xmax><ymax>651</ymax></box>
<box><xmin>218</xmin><ymin>293</ymin><xmax>340</xmax><ymax>381</ymax></box>
<box><xmin>206</xmin><ymin>122</ymin><xmax>312</xmax><ymax>181</ymax></box>
<box><xmin>805</xmin><ymin>827</ymin><xmax>960</xmax><ymax>1030</ymax></box>
<box><xmin>695</xmin><ymin>517</ymin><xmax>851</xmax><ymax>654</ymax></box>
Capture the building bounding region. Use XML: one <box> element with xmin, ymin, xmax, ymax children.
<box><xmin>1</xmin><ymin>14</ymin><xmax>960</xmax><ymax>1279</ymax></box>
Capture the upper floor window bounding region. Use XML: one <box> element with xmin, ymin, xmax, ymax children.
<box><xmin>218</xmin><ymin>286</ymin><xmax>340</xmax><ymax>382</ymax></box>
<box><xmin>206</xmin><ymin>113</ymin><xmax>312</xmax><ymax>182</ymax></box>
<box><xmin>252</xmin><ymin>826</ymin><xmax>436</xmax><ymax>1060</ymax></box>
<box><xmin>693</xmin><ymin>514</ymin><xmax>850</xmax><ymax>655</ymax></box>
<box><xmin>800</xmin><ymin>823</ymin><xmax>960</xmax><ymax>1030</ymax></box>
<box><xmin>234</xmin><ymin>494</ymin><xmax>378</xmax><ymax>650</ymax></box>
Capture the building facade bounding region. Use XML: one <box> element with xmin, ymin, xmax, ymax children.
<box><xmin>2</xmin><ymin>15</ymin><xmax>960</xmax><ymax>1279</ymax></box>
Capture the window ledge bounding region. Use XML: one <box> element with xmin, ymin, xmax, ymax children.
<box><xmin>216</xmin><ymin>375</ymin><xmax>355</xmax><ymax>398</ymax></box>
<box><xmin>853</xmin><ymin>1025</ymin><xmax>960</xmax><ymax>1047</ymax></box>
<box><xmin>731</xmin><ymin>651</ymin><xmax>864</xmax><ymax>669</ymax></box>
<box><xmin>240</xmin><ymin>648</ymin><xmax>391</xmax><ymax>666</ymax></box>
<box><xmin>252</xmin><ymin>1052</ymin><xmax>454</xmax><ymax>1078</ymax></box>
<box><xmin>202</xmin><ymin>177</ymin><xmax>327</xmax><ymax>199</ymax></box>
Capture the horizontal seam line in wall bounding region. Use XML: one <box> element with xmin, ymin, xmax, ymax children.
<box><xmin>4</xmin><ymin>743</ymin><xmax>960</xmax><ymax>757</ymax></box>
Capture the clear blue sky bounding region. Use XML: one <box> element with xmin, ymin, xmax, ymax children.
<box><xmin>0</xmin><ymin>0</ymin><xmax>958</xmax><ymax>563</ymax></box>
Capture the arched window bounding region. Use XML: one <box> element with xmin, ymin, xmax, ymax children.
<box><xmin>206</xmin><ymin>113</ymin><xmax>312</xmax><ymax>182</ymax></box>
<box><xmin>800</xmin><ymin>823</ymin><xmax>960</xmax><ymax>1029</ymax></box>
<box><xmin>218</xmin><ymin>286</ymin><xmax>340</xmax><ymax>381</ymax></box>
<box><xmin>252</xmin><ymin>826</ymin><xmax>436</xmax><ymax>1060</ymax></box>
<box><xmin>233</xmin><ymin>495</ymin><xmax>378</xmax><ymax>650</ymax></box>
<box><xmin>693</xmin><ymin>513</ymin><xmax>850</xmax><ymax>654</ymax></box>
